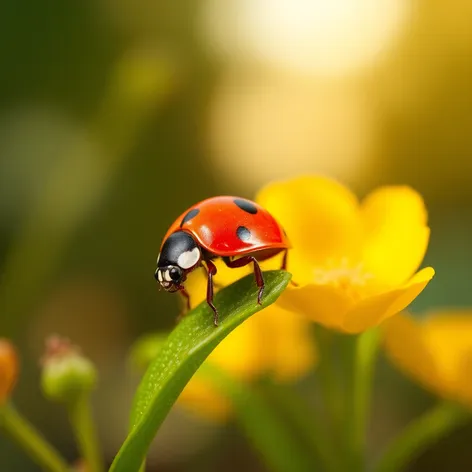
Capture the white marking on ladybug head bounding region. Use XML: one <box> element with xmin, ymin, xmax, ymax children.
<box><xmin>157</xmin><ymin>270</ymin><xmax>163</xmax><ymax>283</ymax></box>
<box><xmin>162</xmin><ymin>280</ymin><xmax>171</xmax><ymax>289</ymax></box>
<box><xmin>177</xmin><ymin>247</ymin><xmax>201</xmax><ymax>270</ymax></box>
<box><xmin>164</xmin><ymin>270</ymin><xmax>173</xmax><ymax>282</ymax></box>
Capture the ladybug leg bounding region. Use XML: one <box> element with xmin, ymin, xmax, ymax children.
<box><xmin>223</xmin><ymin>256</ymin><xmax>264</xmax><ymax>305</ymax></box>
<box><xmin>179</xmin><ymin>286</ymin><xmax>191</xmax><ymax>312</ymax></box>
<box><xmin>281</xmin><ymin>249</ymin><xmax>288</xmax><ymax>270</ymax></box>
<box><xmin>205</xmin><ymin>259</ymin><xmax>219</xmax><ymax>326</ymax></box>
<box><xmin>175</xmin><ymin>286</ymin><xmax>191</xmax><ymax>324</ymax></box>
<box><xmin>201</xmin><ymin>262</ymin><xmax>223</xmax><ymax>288</ymax></box>
<box><xmin>280</xmin><ymin>250</ymin><xmax>298</xmax><ymax>286</ymax></box>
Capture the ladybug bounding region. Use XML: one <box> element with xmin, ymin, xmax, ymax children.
<box><xmin>155</xmin><ymin>196</ymin><xmax>290</xmax><ymax>326</ymax></box>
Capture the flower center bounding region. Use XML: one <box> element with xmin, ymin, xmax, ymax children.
<box><xmin>312</xmin><ymin>258</ymin><xmax>374</xmax><ymax>299</ymax></box>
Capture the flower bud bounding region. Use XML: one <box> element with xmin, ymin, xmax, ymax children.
<box><xmin>128</xmin><ymin>333</ymin><xmax>166</xmax><ymax>372</ymax></box>
<box><xmin>41</xmin><ymin>336</ymin><xmax>97</xmax><ymax>403</ymax></box>
<box><xmin>0</xmin><ymin>339</ymin><xmax>18</xmax><ymax>405</ymax></box>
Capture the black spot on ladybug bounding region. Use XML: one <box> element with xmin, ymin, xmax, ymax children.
<box><xmin>236</xmin><ymin>225</ymin><xmax>252</xmax><ymax>242</ymax></box>
<box><xmin>234</xmin><ymin>198</ymin><xmax>258</xmax><ymax>215</ymax></box>
<box><xmin>180</xmin><ymin>208</ymin><xmax>200</xmax><ymax>227</ymax></box>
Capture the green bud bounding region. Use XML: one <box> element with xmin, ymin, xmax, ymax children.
<box><xmin>128</xmin><ymin>332</ymin><xmax>167</xmax><ymax>372</ymax></box>
<box><xmin>40</xmin><ymin>336</ymin><xmax>97</xmax><ymax>403</ymax></box>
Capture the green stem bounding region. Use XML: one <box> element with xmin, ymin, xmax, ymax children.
<box><xmin>201</xmin><ymin>363</ymin><xmax>315</xmax><ymax>472</ymax></box>
<box><xmin>313</xmin><ymin>326</ymin><xmax>343</xmax><ymax>448</ymax></box>
<box><xmin>0</xmin><ymin>403</ymin><xmax>69</xmax><ymax>472</ymax></box>
<box><xmin>350</xmin><ymin>328</ymin><xmax>380</xmax><ymax>470</ymax></box>
<box><xmin>67</xmin><ymin>395</ymin><xmax>104</xmax><ymax>472</ymax></box>
<box><xmin>375</xmin><ymin>401</ymin><xmax>470</xmax><ymax>472</ymax></box>
<box><xmin>261</xmin><ymin>380</ymin><xmax>340</xmax><ymax>472</ymax></box>
<box><xmin>341</xmin><ymin>329</ymin><xmax>380</xmax><ymax>472</ymax></box>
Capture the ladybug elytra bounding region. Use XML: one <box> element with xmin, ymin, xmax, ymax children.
<box><xmin>155</xmin><ymin>196</ymin><xmax>290</xmax><ymax>326</ymax></box>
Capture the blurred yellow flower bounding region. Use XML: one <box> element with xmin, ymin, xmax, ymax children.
<box><xmin>256</xmin><ymin>176</ymin><xmax>434</xmax><ymax>333</ymax></box>
<box><xmin>383</xmin><ymin>312</ymin><xmax>472</xmax><ymax>408</ymax></box>
<box><xmin>0</xmin><ymin>339</ymin><xmax>18</xmax><ymax>405</ymax></box>
<box><xmin>179</xmin><ymin>269</ymin><xmax>316</xmax><ymax>420</ymax></box>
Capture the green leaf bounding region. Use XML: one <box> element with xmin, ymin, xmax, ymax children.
<box><xmin>110</xmin><ymin>270</ymin><xmax>291</xmax><ymax>472</ymax></box>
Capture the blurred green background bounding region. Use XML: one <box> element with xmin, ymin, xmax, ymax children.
<box><xmin>1</xmin><ymin>0</ymin><xmax>471</xmax><ymax>470</ymax></box>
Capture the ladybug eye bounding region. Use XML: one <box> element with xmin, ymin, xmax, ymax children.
<box><xmin>169</xmin><ymin>267</ymin><xmax>182</xmax><ymax>282</ymax></box>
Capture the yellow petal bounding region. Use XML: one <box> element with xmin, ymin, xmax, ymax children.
<box><xmin>182</xmin><ymin>267</ymin><xmax>208</xmax><ymax>309</ymax></box>
<box><xmin>342</xmin><ymin>267</ymin><xmax>435</xmax><ymax>333</ymax></box>
<box><xmin>255</xmin><ymin>305</ymin><xmax>317</xmax><ymax>381</ymax></box>
<box><xmin>277</xmin><ymin>284</ymin><xmax>354</xmax><ymax>331</ymax></box>
<box><xmin>202</xmin><ymin>304</ymin><xmax>316</xmax><ymax>381</ymax></box>
<box><xmin>361</xmin><ymin>186</ymin><xmax>430</xmax><ymax>286</ymax></box>
<box><xmin>383</xmin><ymin>311</ymin><xmax>472</xmax><ymax>408</ymax></box>
<box><xmin>422</xmin><ymin>311</ymin><xmax>472</xmax><ymax>405</ymax></box>
<box><xmin>423</xmin><ymin>311</ymin><xmax>472</xmax><ymax>362</ymax></box>
<box><xmin>179</xmin><ymin>376</ymin><xmax>232</xmax><ymax>421</ymax></box>
<box><xmin>207</xmin><ymin>313</ymin><xmax>267</xmax><ymax>380</ymax></box>
<box><xmin>256</xmin><ymin>176</ymin><xmax>362</xmax><ymax>284</ymax></box>
<box><xmin>211</xmin><ymin>258</ymin><xmax>253</xmax><ymax>286</ymax></box>
<box><xmin>383</xmin><ymin>314</ymin><xmax>441</xmax><ymax>395</ymax></box>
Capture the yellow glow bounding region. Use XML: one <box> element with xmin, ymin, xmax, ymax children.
<box><xmin>206</xmin><ymin>73</ymin><xmax>373</xmax><ymax>191</ymax></box>
<box><xmin>200</xmin><ymin>0</ymin><xmax>410</xmax><ymax>76</ymax></box>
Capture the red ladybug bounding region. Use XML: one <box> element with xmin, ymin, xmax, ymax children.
<box><xmin>155</xmin><ymin>196</ymin><xmax>290</xmax><ymax>326</ymax></box>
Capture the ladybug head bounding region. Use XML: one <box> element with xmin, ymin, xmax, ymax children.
<box><xmin>155</xmin><ymin>231</ymin><xmax>201</xmax><ymax>292</ymax></box>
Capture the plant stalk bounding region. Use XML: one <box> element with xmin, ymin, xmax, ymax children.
<box><xmin>67</xmin><ymin>395</ymin><xmax>104</xmax><ymax>472</ymax></box>
<box><xmin>344</xmin><ymin>328</ymin><xmax>380</xmax><ymax>471</ymax></box>
<box><xmin>313</xmin><ymin>325</ymin><xmax>344</xmax><ymax>451</ymax></box>
<box><xmin>0</xmin><ymin>403</ymin><xmax>69</xmax><ymax>472</ymax></box>
<box><xmin>375</xmin><ymin>401</ymin><xmax>470</xmax><ymax>472</ymax></box>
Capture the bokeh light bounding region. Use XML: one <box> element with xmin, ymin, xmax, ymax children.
<box><xmin>206</xmin><ymin>72</ymin><xmax>374</xmax><ymax>190</ymax></box>
<box><xmin>200</xmin><ymin>0</ymin><xmax>411</xmax><ymax>76</ymax></box>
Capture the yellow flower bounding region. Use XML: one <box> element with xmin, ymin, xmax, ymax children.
<box><xmin>178</xmin><ymin>268</ymin><xmax>316</xmax><ymax>420</ymax></box>
<box><xmin>383</xmin><ymin>311</ymin><xmax>472</xmax><ymax>408</ymax></box>
<box><xmin>256</xmin><ymin>176</ymin><xmax>434</xmax><ymax>333</ymax></box>
<box><xmin>0</xmin><ymin>339</ymin><xmax>18</xmax><ymax>405</ymax></box>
